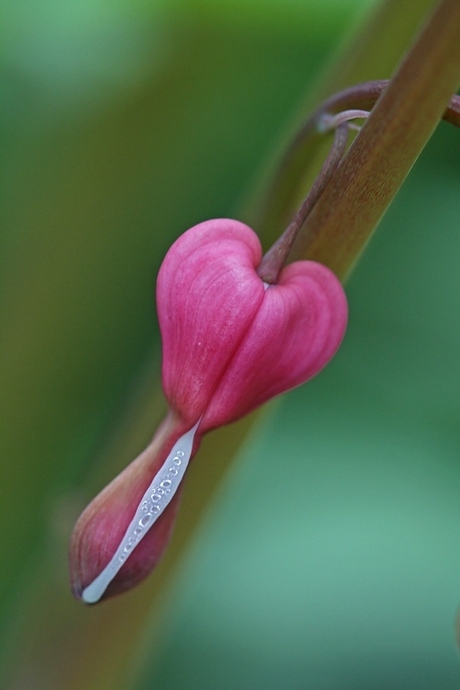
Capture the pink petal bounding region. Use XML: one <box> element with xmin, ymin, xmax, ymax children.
<box><xmin>69</xmin><ymin>415</ymin><xmax>196</xmax><ymax>601</ymax></box>
<box><xmin>201</xmin><ymin>260</ymin><xmax>347</xmax><ymax>430</ymax></box>
<box><xmin>157</xmin><ymin>219</ymin><xmax>265</xmax><ymax>426</ymax></box>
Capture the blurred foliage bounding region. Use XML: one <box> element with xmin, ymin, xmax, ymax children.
<box><xmin>1</xmin><ymin>0</ymin><xmax>460</xmax><ymax>688</ymax></box>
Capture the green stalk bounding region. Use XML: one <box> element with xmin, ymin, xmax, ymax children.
<box><xmin>250</xmin><ymin>0</ymin><xmax>437</xmax><ymax>247</ymax></box>
<box><xmin>295</xmin><ymin>0</ymin><xmax>460</xmax><ymax>279</ymax></box>
<box><xmin>256</xmin><ymin>83</ymin><xmax>460</xmax><ymax>282</ymax></box>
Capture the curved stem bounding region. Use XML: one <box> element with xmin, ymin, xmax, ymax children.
<box><xmin>318</xmin><ymin>109</ymin><xmax>370</xmax><ymax>132</ymax></box>
<box><xmin>257</xmin><ymin>123</ymin><xmax>350</xmax><ymax>283</ymax></box>
<box><xmin>293</xmin><ymin>0</ymin><xmax>460</xmax><ymax>280</ymax></box>
<box><xmin>282</xmin><ymin>80</ymin><xmax>460</xmax><ymax>180</ymax></box>
<box><xmin>258</xmin><ymin>80</ymin><xmax>460</xmax><ymax>283</ymax></box>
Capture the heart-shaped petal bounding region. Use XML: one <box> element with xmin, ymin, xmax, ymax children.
<box><xmin>157</xmin><ymin>219</ymin><xmax>265</xmax><ymax>426</ymax></box>
<box><xmin>157</xmin><ymin>219</ymin><xmax>347</xmax><ymax>432</ymax></box>
<box><xmin>201</xmin><ymin>259</ymin><xmax>347</xmax><ymax>430</ymax></box>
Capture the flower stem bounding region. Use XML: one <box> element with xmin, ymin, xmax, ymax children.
<box><xmin>257</xmin><ymin>123</ymin><xmax>349</xmax><ymax>283</ymax></box>
<box><xmin>258</xmin><ymin>76</ymin><xmax>460</xmax><ymax>283</ymax></box>
<box><xmin>292</xmin><ymin>0</ymin><xmax>460</xmax><ymax>280</ymax></box>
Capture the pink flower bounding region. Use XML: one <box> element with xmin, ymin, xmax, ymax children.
<box><xmin>158</xmin><ymin>219</ymin><xmax>347</xmax><ymax>431</ymax></box>
<box><xmin>70</xmin><ymin>219</ymin><xmax>347</xmax><ymax>603</ymax></box>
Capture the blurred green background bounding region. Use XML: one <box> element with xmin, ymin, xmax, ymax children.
<box><xmin>1</xmin><ymin>0</ymin><xmax>460</xmax><ymax>688</ymax></box>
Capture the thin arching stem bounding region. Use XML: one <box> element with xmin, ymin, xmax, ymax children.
<box><xmin>257</xmin><ymin>123</ymin><xmax>350</xmax><ymax>283</ymax></box>
<box><xmin>288</xmin><ymin>80</ymin><xmax>460</xmax><ymax>155</ymax></box>
<box><xmin>318</xmin><ymin>109</ymin><xmax>370</xmax><ymax>132</ymax></box>
<box><xmin>257</xmin><ymin>80</ymin><xmax>460</xmax><ymax>284</ymax></box>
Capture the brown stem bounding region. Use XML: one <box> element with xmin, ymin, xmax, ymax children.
<box><xmin>257</xmin><ymin>122</ymin><xmax>349</xmax><ymax>283</ymax></box>
<box><xmin>280</xmin><ymin>80</ymin><xmax>460</xmax><ymax>188</ymax></box>
<box><xmin>319</xmin><ymin>109</ymin><xmax>370</xmax><ymax>132</ymax></box>
<box><xmin>259</xmin><ymin>77</ymin><xmax>460</xmax><ymax>284</ymax></box>
<box><xmin>295</xmin><ymin>0</ymin><xmax>460</xmax><ymax>280</ymax></box>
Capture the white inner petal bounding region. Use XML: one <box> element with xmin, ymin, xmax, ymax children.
<box><xmin>82</xmin><ymin>419</ymin><xmax>200</xmax><ymax>604</ymax></box>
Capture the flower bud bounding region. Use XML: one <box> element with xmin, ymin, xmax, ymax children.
<box><xmin>69</xmin><ymin>415</ymin><xmax>192</xmax><ymax>602</ymax></box>
<box><xmin>158</xmin><ymin>219</ymin><xmax>347</xmax><ymax>430</ymax></box>
<box><xmin>70</xmin><ymin>218</ymin><xmax>347</xmax><ymax>603</ymax></box>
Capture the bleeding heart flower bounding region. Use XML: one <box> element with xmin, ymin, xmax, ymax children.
<box><xmin>70</xmin><ymin>218</ymin><xmax>347</xmax><ymax>604</ymax></box>
<box><xmin>158</xmin><ymin>219</ymin><xmax>347</xmax><ymax>430</ymax></box>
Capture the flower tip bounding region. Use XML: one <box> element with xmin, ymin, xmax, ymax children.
<box><xmin>69</xmin><ymin>419</ymin><xmax>200</xmax><ymax>604</ymax></box>
<box><xmin>69</xmin><ymin>498</ymin><xmax>181</xmax><ymax>604</ymax></box>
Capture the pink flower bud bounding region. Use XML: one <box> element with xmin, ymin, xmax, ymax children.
<box><xmin>69</xmin><ymin>415</ymin><xmax>193</xmax><ymax>602</ymax></box>
<box><xmin>157</xmin><ymin>219</ymin><xmax>347</xmax><ymax>430</ymax></box>
<box><xmin>70</xmin><ymin>218</ymin><xmax>347</xmax><ymax>603</ymax></box>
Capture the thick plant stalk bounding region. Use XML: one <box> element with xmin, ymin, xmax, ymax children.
<box><xmin>249</xmin><ymin>0</ymin><xmax>438</xmax><ymax>245</ymax></box>
<box><xmin>257</xmin><ymin>83</ymin><xmax>460</xmax><ymax>283</ymax></box>
<box><xmin>294</xmin><ymin>0</ymin><xmax>460</xmax><ymax>279</ymax></box>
